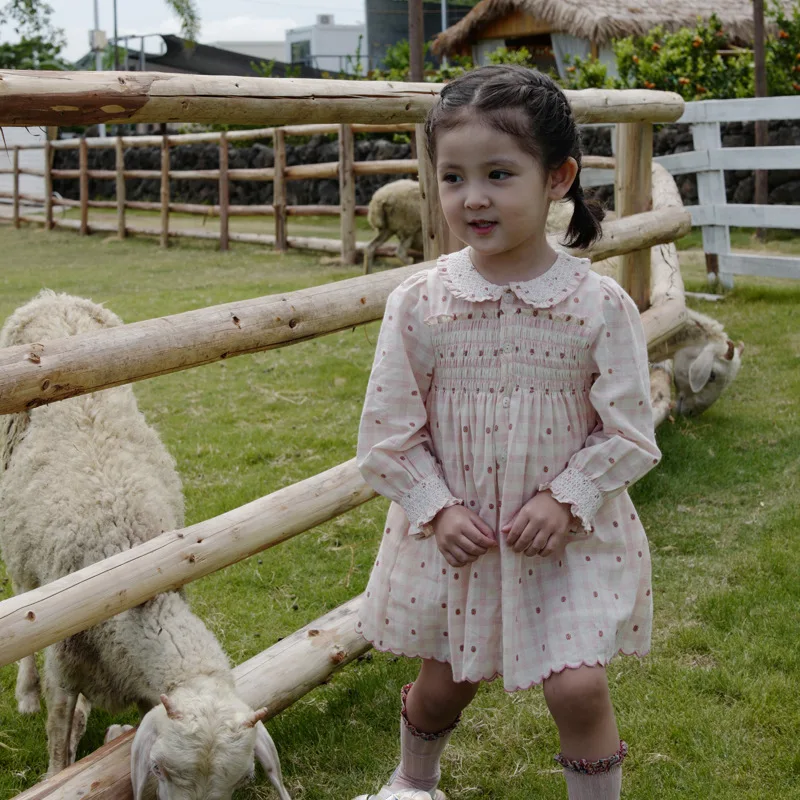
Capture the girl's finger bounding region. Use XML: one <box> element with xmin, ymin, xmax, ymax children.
<box><xmin>468</xmin><ymin>512</ymin><xmax>497</xmax><ymax>541</ymax></box>
<box><xmin>540</xmin><ymin>530</ymin><xmax>567</xmax><ymax>557</ymax></box>
<box><xmin>513</xmin><ymin>521</ymin><xmax>539</xmax><ymax>553</ymax></box>
<box><xmin>500</xmin><ymin>511</ymin><xmax>518</xmax><ymax>534</ymax></box>
<box><xmin>527</xmin><ymin>528</ymin><xmax>552</xmax><ymax>557</ymax></box>
<box><xmin>458</xmin><ymin>535</ymin><xmax>488</xmax><ymax>557</ymax></box>
<box><xmin>506</xmin><ymin>514</ymin><xmax>529</xmax><ymax>546</ymax></box>
<box><xmin>448</xmin><ymin>544</ymin><xmax>472</xmax><ymax>566</ymax></box>
<box><xmin>463</xmin><ymin>525</ymin><xmax>495</xmax><ymax>549</ymax></box>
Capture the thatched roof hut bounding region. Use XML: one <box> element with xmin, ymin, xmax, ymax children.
<box><xmin>433</xmin><ymin>0</ymin><xmax>795</xmax><ymax>57</ymax></box>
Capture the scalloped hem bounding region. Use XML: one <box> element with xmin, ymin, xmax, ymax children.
<box><xmin>355</xmin><ymin>631</ymin><xmax>649</xmax><ymax>693</ymax></box>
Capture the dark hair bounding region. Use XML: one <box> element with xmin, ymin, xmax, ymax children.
<box><xmin>424</xmin><ymin>65</ymin><xmax>604</xmax><ymax>249</ymax></box>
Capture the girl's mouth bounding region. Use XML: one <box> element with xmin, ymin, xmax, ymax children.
<box><xmin>468</xmin><ymin>220</ymin><xmax>497</xmax><ymax>235</ymax></box>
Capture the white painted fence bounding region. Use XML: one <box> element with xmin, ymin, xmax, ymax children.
<box><xmin>582</xmin><ymin>96</ymin><xmax>800</xmax><ymax>287</ymax></box>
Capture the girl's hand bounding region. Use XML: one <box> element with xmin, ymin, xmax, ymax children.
<box><xmin>431</xmin><ymin>505</ymin><xmax>496</xmax><ymax>568</ymax></box>
<box><xmin>501</xmin><ymin>491</ymin><xmax>574</xmax><ymax>557</ymax></box>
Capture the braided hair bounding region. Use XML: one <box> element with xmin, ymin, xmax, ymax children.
<box><xmin>424</xmin><ymin>65</ymin><xmax>604</xmax><ymax>249</ymax></box>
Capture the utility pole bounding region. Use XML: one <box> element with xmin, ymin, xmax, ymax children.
<box><xmin>753</xmin><ymin>0</ymin><xmax>768</xmax><ymax>240</ymax></box>
<box><xmin>440</xmin><ymin>0</ymin><xmax>448</xmax><ymax>68</ymax></box>
<box><xmin>113</xmin><ymin>0</ymin><xmax>120</xmax><ymax>70</ymax></box>
<box><xmin>92</xmin><ymin>0</ymin><xmax>107</xmax><ymax>137</ymax></box>
<box><xmin>409</xmin><ymin>0</ymin><xmax>424</xmax><ymax>83</ymax></box>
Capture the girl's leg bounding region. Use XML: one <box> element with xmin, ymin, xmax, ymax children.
<box><xmin>388</xmin><ymin>658</ymin><xmax>480</xmax><ymax>794</ymax></box>
<box><xmin>543</xmin><ymin>665</ymin><xmax>627</xmax><ymax>800</ymax></box>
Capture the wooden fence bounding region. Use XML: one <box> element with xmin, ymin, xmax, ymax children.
<box><xmin>582</xmin><ymin>96</ymin><xmax>800</xmax><ymax>288</ymax></box>
<box><xmin>0</xmin><ymin>71</ymin><xmax>687</xmax><ymax>800</ymax></box>
<box><xmin>657</xmin><ymin>95</ymin><xmax>800</xmax><ymax>287</ymax></box>
<box><xmin>0</xmin><ymin>123</ymin><xmax>423</xmax><ymax>265</ymax></box>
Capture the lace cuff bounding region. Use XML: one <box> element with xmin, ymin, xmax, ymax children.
<box><xmin>400</xmin><ymin>475</ymin><xmax>462</xmax><ymax>538</ymax></box>
<box><xmin>540</xmin><ymin>467</ymin><xmax>603</xmax><ymax>534</ymax></box>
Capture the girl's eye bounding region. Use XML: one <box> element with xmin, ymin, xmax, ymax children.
<box><xmin>489</xmin><ymin>170</ymin><xmax>511</xmax><ymax>180</ymax></box>
<box><xmin>441</xmin><ymin>173</ymin><xmax>462</xmax><ymax>184</ymax></box>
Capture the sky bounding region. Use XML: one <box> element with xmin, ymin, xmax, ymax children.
<box><xmin>48</xmin><ymin>0</ymin><xmax>367</xmax><ymax>61</ymax></box>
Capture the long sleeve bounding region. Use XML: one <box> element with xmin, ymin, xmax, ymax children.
<box><xmin>541</xmin><ymin>276</ymin><xmax>662</xmax><ymax>531</ymax></box>
<box><xmin>357</xmin><ymin>273</ymin><xmax>462</xmax><ymax>535</ymax></box>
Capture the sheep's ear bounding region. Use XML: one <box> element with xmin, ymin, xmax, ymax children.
<box><xmin>243</xmin><ymin>707</ymin><xmax>269</xmax><ymax>729</ymax></box>
<box><xmin>254</xmin><ymin>721</ymin><xmax>292</xmax><ymax>800</ymax></box>
<box><xmin>688</xmin><ymin>343</ymin><xmax>717</xmax><ymax>393</ymax></box>
<box><xmin>160</xmin><ymin>693</ymin><xmax>183</xmax><ymax>720</ymax></box>
<box><xmin>131</xmin><ymin>710</ymin><xmax>160</xmax><ymax>800</ymax></box>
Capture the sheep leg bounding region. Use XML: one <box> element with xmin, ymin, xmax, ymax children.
<box><xmin>45</xmin><ymin>683</ymin><xmax>79</xmax><ymax>776</ymax></box>
<box><xmin>16</xmin><ymin>656</ymin><xmax>41</xmax><ymax>714</ymax></box>
<box><xmin>68</xmin><ymin>694</ymin><xmax>92</xmax><ymax>764</ymax></box>
<box><xmin>396</xmin><ymin>235</ymin><xmax>416</xmax><ymax>266</ymax></box>
<box><xmin>12</xmin><ymin>581</ymin><xmax>41</xmax><ymax>714</ymax></box>
<box><xmin>363</xmin><ymin>229</ymin><xmax>392</xmax><ymax>275</ymax></box>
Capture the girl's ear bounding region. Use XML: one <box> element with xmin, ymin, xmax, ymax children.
<box><xmin>548</xmin><ymin>157</ymin><xmax>579</xmax><ymax>201</ymax></box>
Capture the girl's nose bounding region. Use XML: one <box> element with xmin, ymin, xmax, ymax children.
<box><xmin>464</xmin><ymin>189</ymin><xmax>490</xmax><ymax>210</ymax></box>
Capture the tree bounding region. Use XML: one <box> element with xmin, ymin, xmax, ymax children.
<box><xmin>163</xmin><ymin>0</ymin><xmax>200</xmax><ymax>43</ymax></box>
<box><xmin>0</xmin><ymin>0</ymin><xmax>68</xmax><ymax>69</ymax></box>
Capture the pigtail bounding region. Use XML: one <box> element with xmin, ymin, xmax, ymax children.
<box><xmin>562</xmin><ymin>180</ymin><xmax>605</xmax><ymax>250</ymax></box>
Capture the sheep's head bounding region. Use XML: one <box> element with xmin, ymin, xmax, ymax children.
<box><xmin>132</xmin><ymin>692</ymin><xmax>290</xmax><ymax>800</ymax></box>
<box><xmin>673</xmin><ymin>338</ymin><xmax>744</xmax><ymax>416</ymax></box>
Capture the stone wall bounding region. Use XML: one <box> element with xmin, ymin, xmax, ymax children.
<box><xmin>52</xmin><ymin>135</ymin><xmax>413</xmax><ymax>207</ymax></box>
<box><xmin>581</xmin><ymin>119</ymin><xmax>800</xmax><ymax>209</ymax></box>
<box><xmin>53</xmin><ymin>120</ymin><xmax>800</xmax><ymax>210</ymax></box>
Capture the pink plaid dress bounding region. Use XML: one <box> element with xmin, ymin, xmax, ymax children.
<box><xmin>356</xmin><ymin>246</ymin><xmax>661</xmax><ymax>691</ymax></box>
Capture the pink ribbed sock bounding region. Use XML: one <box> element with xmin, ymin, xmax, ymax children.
<box><xmin>562</xmin><ymin>765</ymin><xmax>622</xmax><ymax>799</ymax></box>
<box><xmin>387</xmin><ymin>683</ymin><xmax>459</xmax><ymax>794</ymax></box>
<box><xmin>556</xmin><ymin>741</ymin><xmax>627</xmax><ymax>800</ymax></box>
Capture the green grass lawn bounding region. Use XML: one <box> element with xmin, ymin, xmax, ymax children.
<box><xmin>0</xmin><ymin>221</ymin><xmax>798</xmax><ymax>799</ymax></box>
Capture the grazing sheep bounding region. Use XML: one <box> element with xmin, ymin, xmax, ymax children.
<box><xmin>549</xmin><ymin>200</ymin><xmax>743</xmax><ymax>417</ymax></box>
<box><xmin>363</xmin><ymin>179</ymin><xmax>425</xmax><ymax>274</ymax></box>
<box><xmin>0</xmin><ymin>291</ymin><xmax>291</xmax><ymax>800</ymax></box>
<box><xmin>649</xmin><ymin>308</ymin><xmax>744</xmax><ymax>416</ymax></box>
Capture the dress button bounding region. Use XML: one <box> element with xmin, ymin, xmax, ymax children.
<box><xmin>502</xmin><ymin>342</ymin><xmax>513</xmax><ymax>354</ymax></box>
<box><xmin>499</xmin><ymin>451</ymin><xmax>507</xmax><ymax>462</ymax></box>
<box><xmin>501</xmin><ymin>290</ymin><xmax>514</xmax><ymax>303</ymax></box>
<box><xmin>502</xmin><ymin>397</ymin><xmax>510</xmax><ymax>408</ymax></box>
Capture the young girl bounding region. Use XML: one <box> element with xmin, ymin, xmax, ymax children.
<box><xmin>354</xmin><ymin>65</ymin><xmax>661</xmax><ymax>800</ymax></box>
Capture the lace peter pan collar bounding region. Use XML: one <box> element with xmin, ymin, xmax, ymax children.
<box><xmin>437</xmin><ymin>246</ymin><xmax>590</xmax><ymax>309</ymax></box>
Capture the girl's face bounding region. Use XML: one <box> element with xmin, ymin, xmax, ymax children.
<box><xmin>435</xmin><ymin>118</ymin><xmax>574</xmax><ymax>270</ymax></box>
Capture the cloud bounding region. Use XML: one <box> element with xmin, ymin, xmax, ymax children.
<box><xmin>201</xmin><ymin>16</ymin><xmax>298</xmax><ymax>44</ymax></box>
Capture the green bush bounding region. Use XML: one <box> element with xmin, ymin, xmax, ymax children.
<box><xmin>561</xmin><ymin>2</ymin><xmax>800</xmax><ymax>100</ymax></box>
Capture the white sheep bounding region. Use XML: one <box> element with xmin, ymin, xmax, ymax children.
<box><xmin>363</xmin><ymin>179</ymin><xmax>425</xmax><ymax>274</ymax></box>
<box><xmin>549</xmin><ymin>200</ymin><xmax>743</xmax><ymax>417</ymax></box>
<box><xmin>0</xmin><ymin>291</ymin><xmax>291</xmax><ymax>800</ymax></box>
<box><xmin>649</xmin><ymin>308</ymin><xmax>744</xmax><ymax>416</ymax></box>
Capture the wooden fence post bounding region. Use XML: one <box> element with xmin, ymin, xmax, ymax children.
<box><xmin>338</xmin><ymin>123</ymin><xmax>357</xmax><ymax>265</ymax></box>
<box><xmin>160</xmin><ymin>134</ymin><xmax>170</xmax><ymax>248</ymax></box>
<box><xmin>415</xmin><ymin>123</ymin><xmax>453</xmax><ymax>261</ymax></box>
<box><xmin>219</xmin><ymin>131</ymin><xmax>230</xmax><ymax>251</ymax></box>
<box><xmin>12</xmin><ymin>147</ymin><xmax>20</xmax><ymax>229</ymax></box>
<box><xmin>79</xmin><ymin>137</ymin><xmax>89</xmax><ymax>236</ymax></box>
<box><xmin>115</xmin><ymin>136</ymin><xmax>126</xmax><ymax>239</ymax></box>
<box><xmin>691</xmin><ymin>121</ymin><xmax>731</xmax><ymax>288</ymax></box>
<box><xmin>273</xmin><ymin>127</ymin><xmax>287</xmax><ymax>252</ymax></box>
<box><xmin>614</xmin><ymin>122</ymin><xmax>653</xmax><ymax>311</ymax></box>
<box><xmin>44</xmin><ymin>133</ymin><xmax>54</xmax><ymax>231</ymax></box>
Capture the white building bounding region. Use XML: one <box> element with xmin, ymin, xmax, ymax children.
<box><xmin>285</xmin><ymin>14</ymin><xmax>367</xmax><ymax>76</ymax></box>
<box><xmin>211</xmin><ymin>41</ymin><xmax>285</xmax><ymax>63</ymax></box>
<box><xmin>0</xmin><ymin>127</ymin><xmax>46</xmax><ymax>213</ymax></box>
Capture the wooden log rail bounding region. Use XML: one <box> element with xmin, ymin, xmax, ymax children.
<box><xmin>0</xmin><ymin>72</ymin><xmax>684</xmax><ymax>127</ymax></box>
<box><xmin>0</xmin><ymin>206</ymin><xmax>690</xmax><ymax>416</ymax></box>
<box><xmin>10</xmin><ymin>596</ymin><xmax>369</xmax><ymax>800</ymax></box>
<box><xmin>0</xmin><ymin>459</ymin><xmax>375</xmax><ymax>669</ymax></box>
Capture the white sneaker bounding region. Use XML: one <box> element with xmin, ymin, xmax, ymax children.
<box><xmin>352</xmin><ymin>791</ymin><xmax>446</xmax><ymax>800</ymax></box>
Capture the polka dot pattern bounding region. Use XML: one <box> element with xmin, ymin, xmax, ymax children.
<box><xmin>356</xmin><ymin>251</ymin><xmax>657</xmax><ymax>690</ymax></box>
